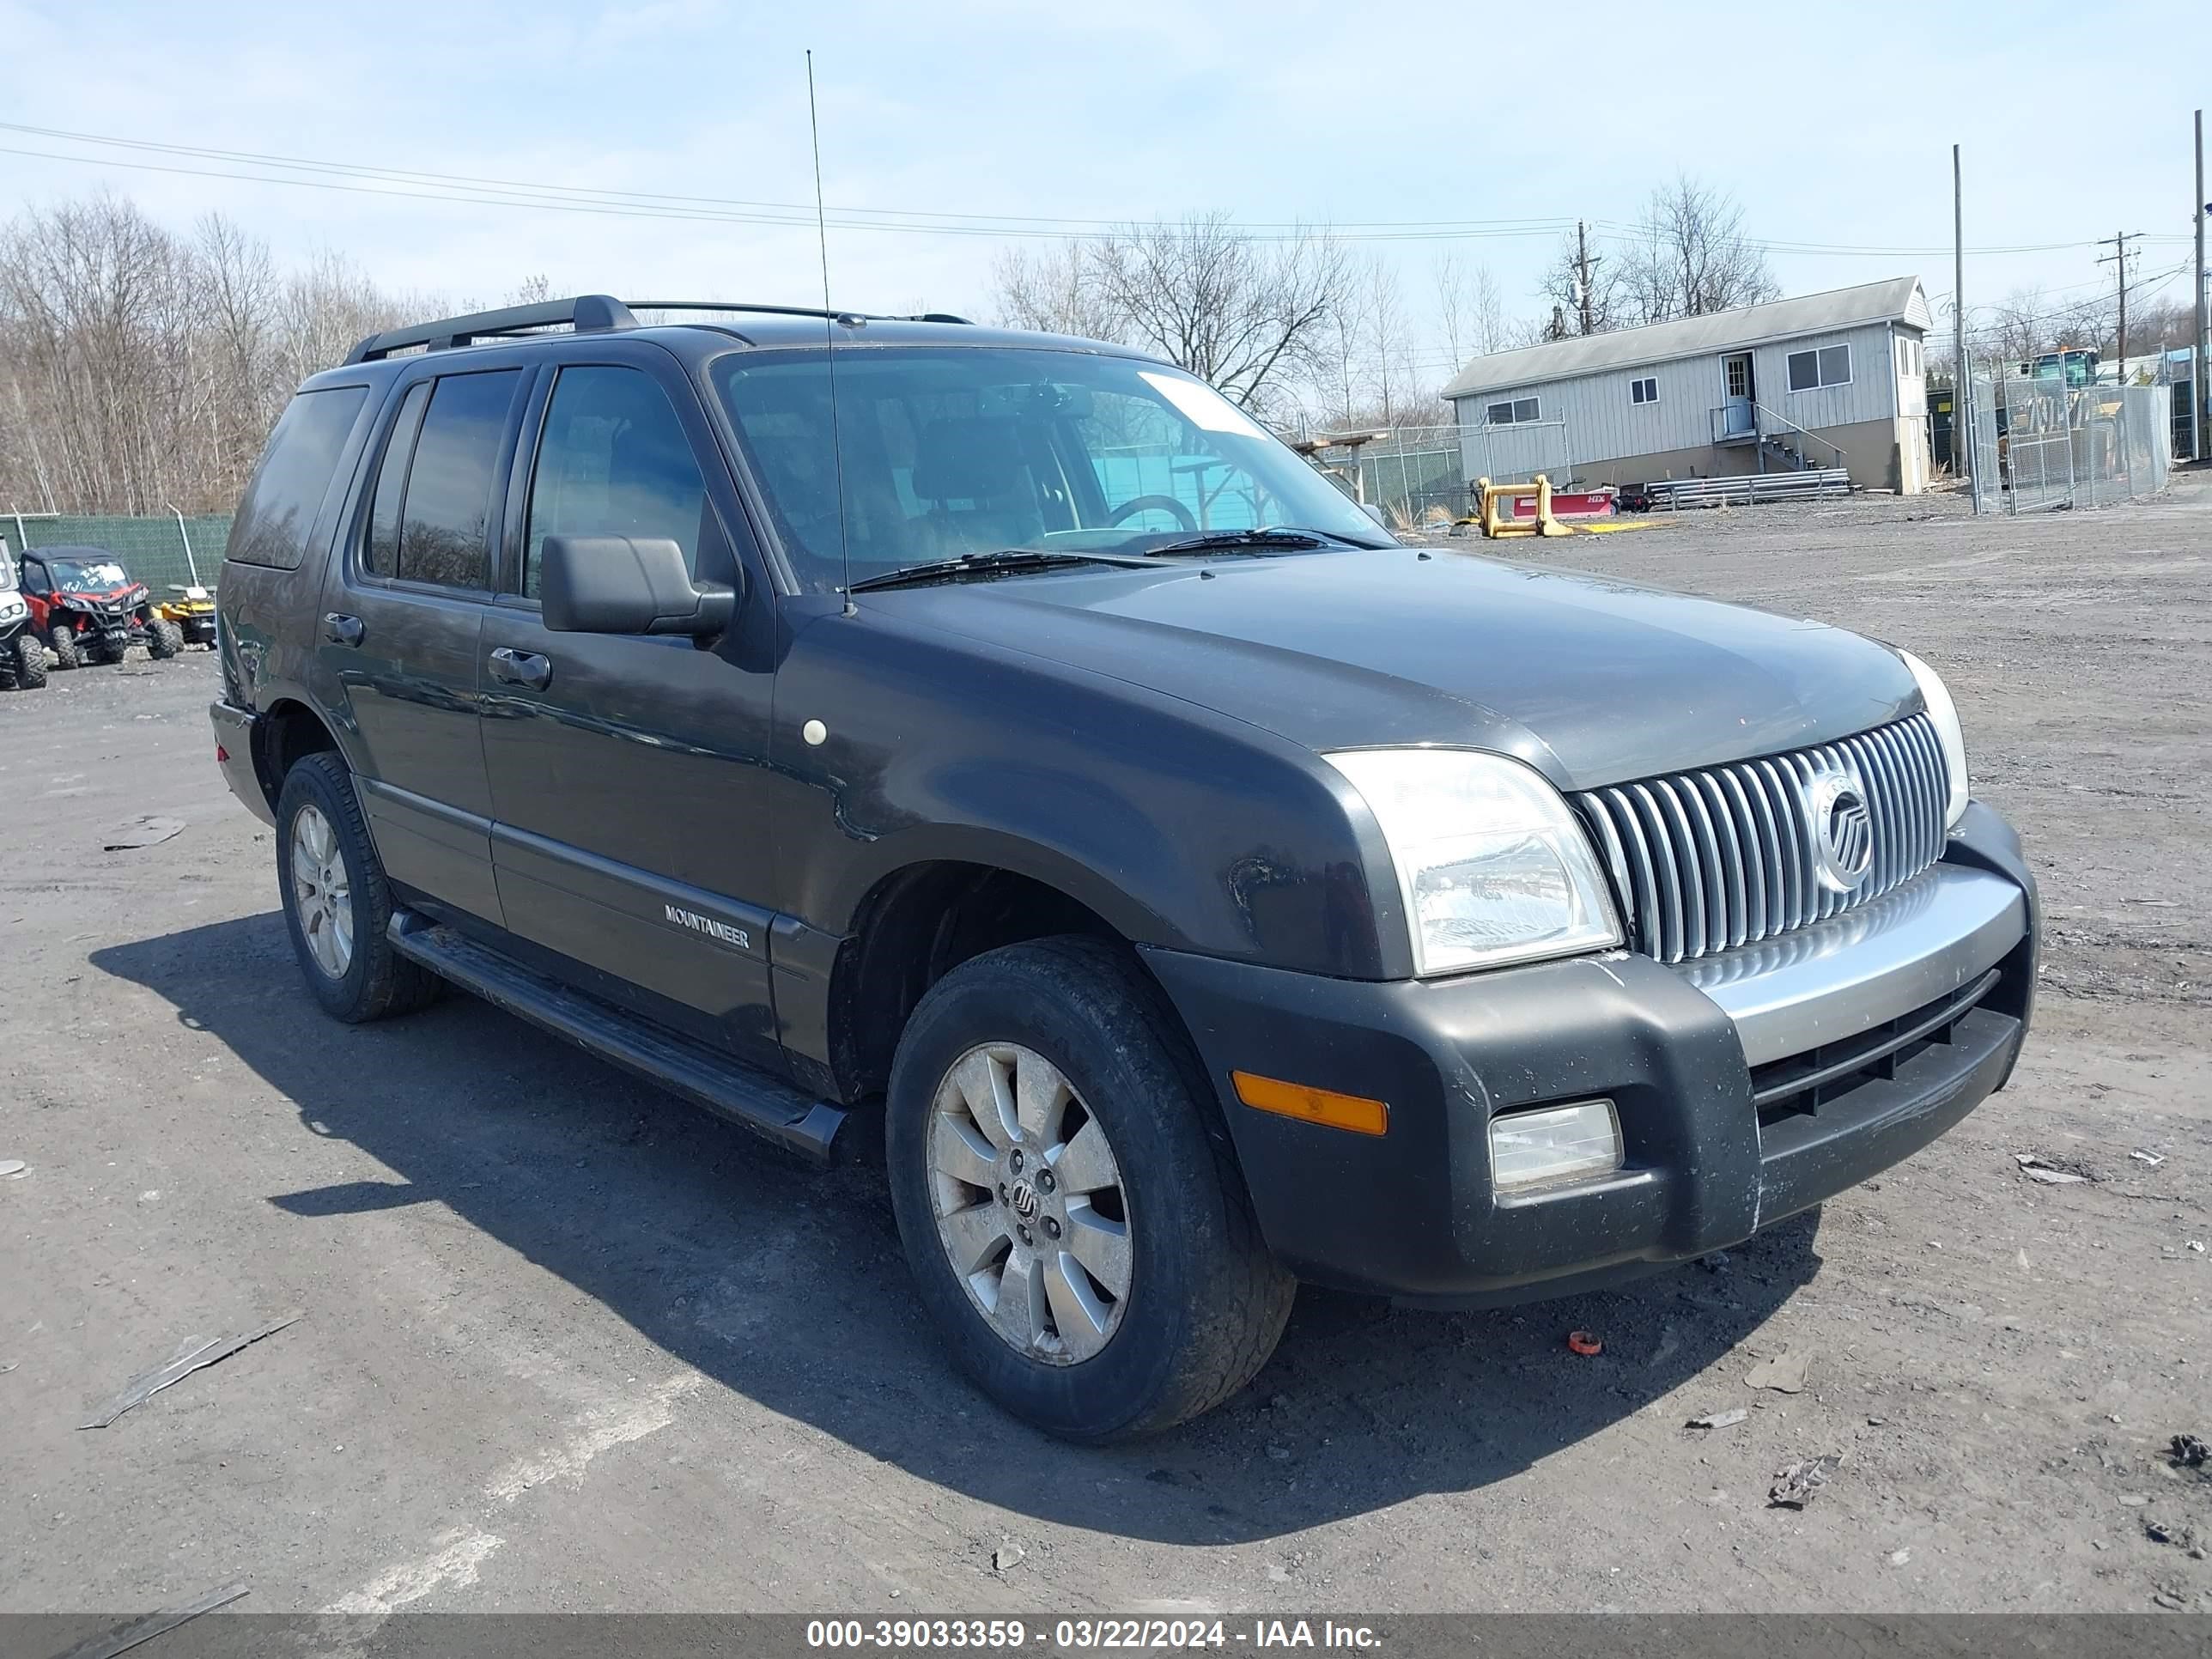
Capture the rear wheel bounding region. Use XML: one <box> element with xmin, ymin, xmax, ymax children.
<box><xmin>48</xmin><ymin>626</ymin><xmax>80</xmax><ymax>671</ymax></box>
<box><xmin>7</xmin><ymin>633</ymin><xmax>46</xmax><ymax>690</ymax></box>
<box><xmin>275</xmin><ymin>752</ymin><xmax>442</xmax><ymax>1023</ymax></box>
<box><xmin>885</xmin><ymin>937</ymin><xmax>1294</xmax><ymax>1442</ymax></box>
<box><xmin>146</xmin><ymin>618</ymin><xmax>182</xmax><ymax>659</ymax></box>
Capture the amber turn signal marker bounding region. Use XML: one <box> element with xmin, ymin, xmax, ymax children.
<box><xmin>1231</xmin><ymin>1071</ymin><xmax>1389</xmax><ymax>1137</ymax></box>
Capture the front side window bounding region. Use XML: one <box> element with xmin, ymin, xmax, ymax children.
<box><xmin>711</xmin><ymin>348</ymin><xmax>1383</xmax><ymax>592</ymax></box>
<box><xmin>524</xmin><ymin>366</ymin><xmax>708</xmax><ymax>597</ymax></box>
<box><xmin>362</xmin><ymin>370</ymin><xmax>520</xmax><ymax>589</ymax></box>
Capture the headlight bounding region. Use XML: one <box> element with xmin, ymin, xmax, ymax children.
<box><xmin>1897</xmin><ymin>649</ymin><xmax>1969</xmax><ymax>830</ymax></box>
<box><xmin>1325</xmin><ymin>748</ymin><xmax>1623</xmax><ymax>975</ymax></box>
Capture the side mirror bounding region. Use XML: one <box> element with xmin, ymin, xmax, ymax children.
<box><xmin>540</xmin><ymin>536</ymin><xmax>737</xmax><ymax>637</ymax></box>
<box><xmin>1360</xmin><ymin>501</ymin><xmax>1388</xmax><ymax>528</ymax></box>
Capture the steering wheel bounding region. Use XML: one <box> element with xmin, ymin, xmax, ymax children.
<box><xmin>1107</xmin><ymin>494</ymin><xmax>1196</xmax><ymax>532</ymax></box>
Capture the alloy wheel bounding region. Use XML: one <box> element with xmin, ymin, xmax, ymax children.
<box><xmin>926</xmin><ymin>1042</ymin><xmax>1133</xmax><ymax>1364</ymax></box>
<box><xmin>289</xmin><ymin>804</ymin><xmax>354</xmax><ymax>980</ymax></box>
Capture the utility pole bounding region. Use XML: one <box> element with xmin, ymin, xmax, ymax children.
<box><xmin>2098</xmin><ymin>230</ymin><xmax>2142</xmax><ymax>381</ymax></box>
<box><xmin>1953</xmin><ymin>144</ymin><xmax>1967</xmax><ymax>484</ymax></box>
<box><xmin>1575</xmin><ymin>220</ymin><xmax>1598</xmax><ymax>336</ymax></box>
<box><xmin>2194</xmin><ymin>110</ymin><xmax>2206</xmax><ymax>461</ymax></box>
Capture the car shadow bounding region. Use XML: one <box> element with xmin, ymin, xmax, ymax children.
<box><xmin>92</xmin><ymin>913</ymin><xmax>1820</xmax><ymax>1546</ymax></box>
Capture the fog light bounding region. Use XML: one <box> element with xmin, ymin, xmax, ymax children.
<box><xmin>1490</xmin><ymin>1099</ymin><xmax>1622</xmax><ymax>1191</ymax></box>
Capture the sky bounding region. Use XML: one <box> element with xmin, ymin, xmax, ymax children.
<box><xmin>4</xmin><ymin>0</ymin><xmax>2209</xmax><ymax>388</ymax></box>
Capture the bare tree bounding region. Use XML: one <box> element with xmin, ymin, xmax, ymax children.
<box><xmin>1090</xmin><ymin>215</ymin><xmax>1348</xmax><ymax>413</ymax></box>
<box><xmin>990</xmin><ymin>242</ymin><xmax>1122</xmax><ymax>341</ymax></box>
<box><xmin>989</xmin><ymin>216</ymin><xmax>1350</xmax><ymax>416</ymax></box>
<box><xmin>1616</xmin><ymin>176</ymin><xmax>1778</xmax><ymax>325</ymax></box>
<box><xmin>0</xmin><ymin>192</ymin><xmax>414</xmax><ymax>515</ymax></box>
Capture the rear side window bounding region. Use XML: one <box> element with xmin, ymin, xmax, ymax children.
<box><xmin>227</xmin><ymin>386</ymin><xmax>370</xmax><ymax>569</ymax></box>
<box><xmin>523</xmin><ymin>366</ymin><xmax>708</xmax><ymax>597</ymax></box>
<box><xmin>362</xmin><ymin>370</ymin><xmax>520</xmax><ymax>590</ymax></box>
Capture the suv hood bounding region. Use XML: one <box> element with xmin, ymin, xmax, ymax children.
<box><xmin>887</xmin><ymin>547</ymin><xmax>1918</xmax><ymax>790</ymax></box>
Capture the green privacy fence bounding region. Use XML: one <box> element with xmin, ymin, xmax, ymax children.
<box><xmin>3</xmin><ymin>511</ymin><xmax>234</xmax><ymax>593</ymax></box>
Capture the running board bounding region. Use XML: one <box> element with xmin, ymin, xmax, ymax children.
<box><xmin>386</xmin><ymin>910</ymin><xmax>845</xmax><ymax>1165</ymax></box>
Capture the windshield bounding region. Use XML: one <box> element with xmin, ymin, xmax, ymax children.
<box><xmin>710</xmin><ymin>347</ymin><xmax>1385</xmax><ymax>592</ymax></box>
<box><xmin>0</xmin><ymin>548</ymin><xmax>15</xmax><ymax>590</ymax></box>
<box><xmin>47</xmin><ymin>558</ymin><xmax>131</xmax><ymax>592</ymax></box>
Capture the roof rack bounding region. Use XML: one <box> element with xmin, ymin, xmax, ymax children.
<box><xmin>627</xmin><ymin>301</ymin><xmax>972</xmax><ymax>326</ymax></box>
<box><xmin>343</xmin><ymin>294</ymin><xmax>637</xmax><ymax>365</ymax></box>
<box><xmin>342</xmin><ymin>294</ymin><xmax>975</xmax><ymax>367</ymax></box>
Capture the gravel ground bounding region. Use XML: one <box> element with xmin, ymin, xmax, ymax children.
<box><xmin>2</xmin><ymin>476</ymin><xmax>2208</xmax><ymax>1620</ymax></box>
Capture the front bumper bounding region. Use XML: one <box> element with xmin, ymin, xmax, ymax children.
<box><xmin>1143</xmin><ymin>801</ymin><xmax>2038</xmax><ymax>1307</ymax></box>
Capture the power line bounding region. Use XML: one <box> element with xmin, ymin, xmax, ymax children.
<box><xmin>2</xmin><ymin>119</ymin><xmax>2191</xmax><ymax>258</ymax></box>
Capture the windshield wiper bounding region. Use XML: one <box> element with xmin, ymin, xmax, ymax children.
<box><xmin>844</xmin><ymin>549</ymin><xmax>1155</xmax><ymax>594</ymax></box>
<box><xmin>1143</xmin><ymin>526</ymin><xmax>1387</xmax><ymax>556</ymax></box>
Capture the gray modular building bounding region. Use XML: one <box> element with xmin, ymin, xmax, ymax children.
<box><xmin>1442</xmin><ymin>276</ymin><xmax>1936</xmax><ymax>495</ymax></box>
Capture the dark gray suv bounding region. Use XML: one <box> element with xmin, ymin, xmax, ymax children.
<box><xmin>210</xmin><ymin>295</ymin><xmax>2039</xmax><ymax>1440</ymax></box>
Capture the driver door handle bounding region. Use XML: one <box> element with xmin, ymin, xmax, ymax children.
<box><xmin>488</xmin><ymin>646</ymin><xmax>553</xmax><ymax>690</ymax></box>
<box><xmin>322</xmin><ymin>612</ymin><xmax>364</xmax><ymax>647</ymax></box>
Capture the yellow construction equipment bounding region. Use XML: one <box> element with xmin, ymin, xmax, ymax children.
<box><xmin>1474</xmin><ymin>475</ymin><xmax>1574</xmax><ymax>538</ymax></box>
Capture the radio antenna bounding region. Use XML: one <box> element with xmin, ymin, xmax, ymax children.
<box><xmin>806</xmin><ymin>50</ymin><xmax>856</xmax><ymax>616</ymax></box>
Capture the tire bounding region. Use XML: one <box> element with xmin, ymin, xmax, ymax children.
<box><xmin>147</xmin><ymin>618</ymin><xmax>182</xmax><ymax>659</ymax></box>
<box><xmin>48</xmin><ymin>626</ymin><xmax>80</xmax><ymax>671</ymax></box>
<box><xmin>885</xmin><ymin>936</ymin><xmax>1294</xmax><ymax>1442</ymax></box>
<box><xmin>8</xmin><ymin>633</ymin><xmax>46</xmax><ymax>690</ymax></box>
<box><xmin>274</xmin><ymin>751</ymin><xmax>443</xmax><ymax>1024</ymax></box>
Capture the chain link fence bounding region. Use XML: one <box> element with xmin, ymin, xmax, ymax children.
<box><xmin>1964</xmin><ymin>370</ymin><xmax>2172</xmax><ymax>515</ymax></box>
<box><xmin>3</xmin><ymin>510</ymin><xmax>232</xmax><ymax>592</ymax></box>
<box><xmin>1303</xmin><ymin>422</ymin><xmax>1578</xmax><ymax>530</ymax></box>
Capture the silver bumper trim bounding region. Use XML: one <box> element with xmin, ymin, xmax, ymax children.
<box><xmin>1674</xmin><ymin>864</ymin><xmax>2027</xmax><ymax>1068</ymax></box>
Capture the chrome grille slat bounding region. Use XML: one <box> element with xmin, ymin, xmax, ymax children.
<box><xmin>1575</xmin><ymin>714</ymin><xmax>1949</xmax><ymax>966</ymax></box>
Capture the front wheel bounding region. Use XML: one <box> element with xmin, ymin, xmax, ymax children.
<box><xmin>6</xmin><ymin>632</ymin><xmax>46</xmax><ymax>690</ymax></box>
<box><xmin>146</xmin><ymin>618</ymin><xmax>183</xmax><ymax>659</ymax></box>
<box><xmin>885</xmin><ymin>937</ymin><xmax>1294</xmax><ymax>1442</ymax></box>
<box><xmin>47</xmin><ymin>626</ymin><xmax>80</xmax><ymax>671</ymax></box>
<box><xmin>275</xmin><ymin>752</ymin><xmax>442</xmax><ymax>1023</ymax></box>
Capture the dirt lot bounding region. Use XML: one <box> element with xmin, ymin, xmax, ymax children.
<box><xmin>3</xmin><ymin>477</ymin><xmax>2209</xmax><ymax>1620</ymax></box>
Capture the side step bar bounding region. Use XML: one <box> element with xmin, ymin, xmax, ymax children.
<box><xmin>387</xmin><ymin>911</ymin><xmax>846</xmax><ymax>1165</ymax></box>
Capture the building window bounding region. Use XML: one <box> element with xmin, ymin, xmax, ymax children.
<box><xmin>1630</xmin><ymin>376</ymin><xmax>1658</xmax><ymax>405</ymax></box>
<box><xmin>1787</xmin><ymin>343</ymin><xmax>1852</xmax><ymax>392</ymax></box>
<box><xmin>1486</xmin><ymin>396</ymin><xmax>1540</xmax><ymax>425</ymax></box>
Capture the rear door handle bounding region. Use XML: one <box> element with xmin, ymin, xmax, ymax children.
<box><xmin>488</xmin><ymin>646</ymin><xmax>553</xmax><ymax>690</ymax></box>
<box><xmin>322</xmin><ymin>612</ymin><xmax>364</xmax><ymax>647</ymax></box>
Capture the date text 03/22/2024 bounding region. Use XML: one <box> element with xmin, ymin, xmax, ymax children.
<box><xmin>805</xmin><ymin>1620</ymin><xmax>1382</xmax><ymax>1650</ymax></box>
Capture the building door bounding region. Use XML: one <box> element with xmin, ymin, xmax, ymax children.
<box><xmin>1721</xmin><ymin>353</ymin><xmax>1756</xmax><ymax>436</ymax></box>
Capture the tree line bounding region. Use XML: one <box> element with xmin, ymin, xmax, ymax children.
<box><xmin>0</xmin><ymin>193</ymin><xmax>425</xmax><ymax>517</ymax></box>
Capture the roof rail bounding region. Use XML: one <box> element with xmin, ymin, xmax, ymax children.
<box><xmin>343</xmin><ymin>294</ymin><xmax>637</xmax><ymax>365</ymax></box>
<box><xmin>625</xmin><ymin>301</ymin><xmax>970</xmax><ymax>327</ymax></box>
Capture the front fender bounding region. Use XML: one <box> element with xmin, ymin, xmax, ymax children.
<box><xmin>770</xmin><ymin>607</ymin><xmax>1396</xmax><ymax>978</ymax></box>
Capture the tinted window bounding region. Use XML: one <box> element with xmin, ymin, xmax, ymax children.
<box><xmin>395</xmin><ymin>370</ymin><xmax>519</xmax><ymax>589</ymax></box>
<box><xmin>227</xmin><ymin>386</ymin><xmax>369</xmax><ymax>570</ymax></box>
<box><xmin>524</xmin><ymin>366</ymin><xmax>708</xmax><ymax>597</ymax></box>
<box><xmin>363</xmin><ymin>381</ymin><xmax>431</xmax><ymax>579</ymax></box>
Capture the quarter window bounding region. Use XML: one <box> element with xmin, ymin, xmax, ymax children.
<box><xmin>228</xmin><ymin>386</ymin><xmax>369</xmax><ymax>570</ymax></box>
<box><xmin>1787</xmin><ymin>344</ymin><xmax>1853</xmax><ymax>392</ymax></box>
<box><xmin>524</xmin><ymin>366</ymin><xmax>709</xmax><ymax>597</ymax></box>
<box><xmin>1630</xmin><ymin>376</ymin><xmax>1658</xmax><ymax>405</ymax></box>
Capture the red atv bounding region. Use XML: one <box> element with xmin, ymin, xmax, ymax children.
<box><xmin>18</xmin><ymin>546</ymin><xmax>183</xmax><ymax>670</ymax></box>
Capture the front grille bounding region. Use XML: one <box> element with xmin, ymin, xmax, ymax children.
<box><xmin>1575</xmin><ymin>714</ymin><xmax>1950</xmax><ymax>964</ymax></box>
